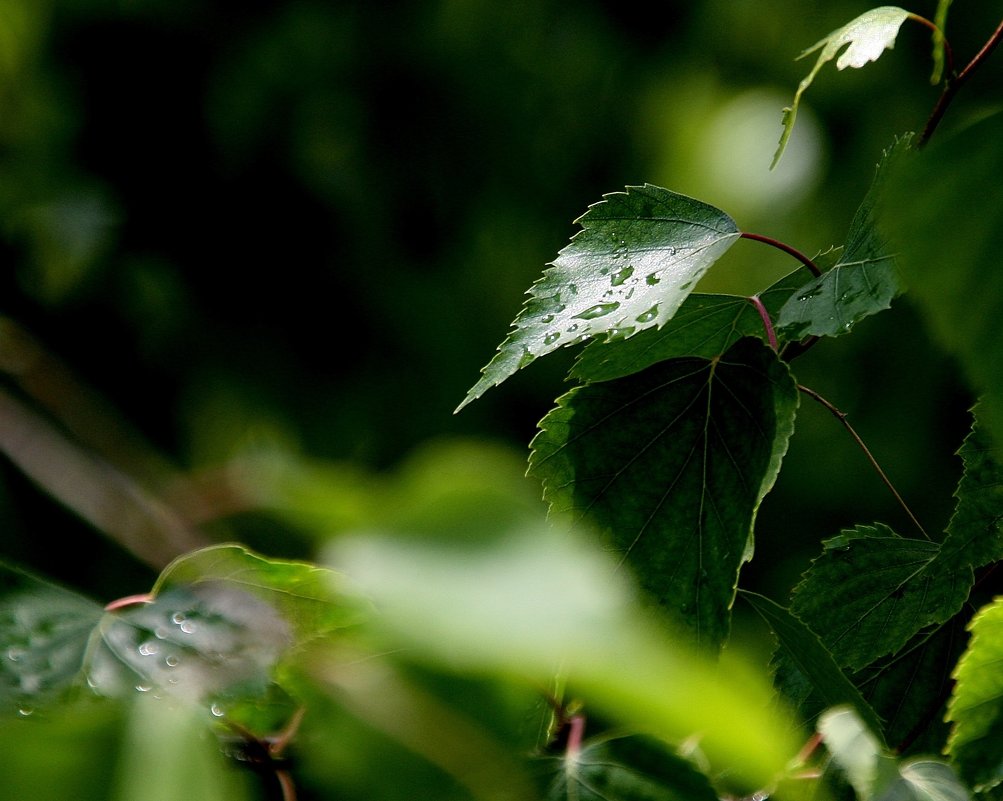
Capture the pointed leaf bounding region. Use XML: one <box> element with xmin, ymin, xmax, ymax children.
<box><xmin>774</xmin><ymin>7</ymin><xmax>911</xmax><ymax>167</ymax></box>
<box><xmin>937</xmin><ymin>412</ymin><xmax>1003</xmax><ymax>572</ymax></box>
<box><xmin>458</xmin><ymin>185</ymin><xmax>740</xmax><ymax>410</ymax></box>
<box><xmin>788</xmin><ymin>525</ymin><xmax>971</xmax><ymax>671</ymax></box>
<box><xmin>529</xmin><ymin>338</ymin><xmax>798</xmax><ymax>649</ymax></box>
<box><xmin>883</xmin><ymin>111</ymin><xmax>1003</xmax><ymax>444</ymax></box>
<box><xmin>571</xmin><ymin>265</ymin><xmax>815</xmax><ymax>383</ymax></box>
<box><xmin>541</xmin><ymin>734</ymin><xmax>718</xmax><ymax>801</ymax></box>
<box><xmin>946</xmin><ymin>597</ymin><xmax>1003</xmax><ymax>792</ymax></box>
<box><xmin>741</xmin><ymin>590</ymin><xmax>884</xmax><ymax>740</ymax></box>
<box><xmin>777</xmin><ymin>137</ymin><xmax>911</xmax><ymax>339</ymax></box>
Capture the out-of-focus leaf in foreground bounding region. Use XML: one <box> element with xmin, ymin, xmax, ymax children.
<box><xmin>327</xmin><ymin>524</ymin><xmax>798</xmax><ymax>790</ymax></box>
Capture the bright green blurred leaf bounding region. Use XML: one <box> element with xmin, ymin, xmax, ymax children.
<box><xmin>774</xmin><ymin>7</ymin><xmax>911</xmax><ymax>167</ymax></box>
<box><xmin>530</xmin><ymin>337</ymin><xmax>798</xmax><ymax>648</ymax></box>
<box><xmin>946</xmin><ymin>597</ymin><xmax>1003</xmax><ymax>792</ymax></box>
<box><xmin>327</xmin><ymin>525</ymin><xmax>799</xmax><ymax>790</ymax></box>
<box><xmin>540</xmin><ymin>734</ymin><xmax>718</xmax><ymax>801</ymax></box>
<box><xmin>458</xmin><ymin>185</ymin><xmax>740</xmax><ymax>410</ymax></box>
<box><xmin>571</xmin><ymin>266</ymin><xmax>814</xmax><ymax>383</ymax></box>
<box><xmin>930</xmin><ymin>0</ymin><xmax>953</xmax><ymax>84</ymax></box>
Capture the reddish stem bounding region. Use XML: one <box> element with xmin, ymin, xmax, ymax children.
<box><xmin>104</xmin><ymin>592</ymin><xmax>154</xmax><ymax>611</ymax></box>
<box><xmin>566</xmin><ymin>714</ymin><xmax>586</xmax><ymax>758</ymax></box>
<box><xmin>906</xmin><ymin>13</ymin><xmax>955</xmax><ymax>79</ymax></box>
<box><xmin>748</xmin><ymin>295</ymin><xmax>778</xmax><ymax>351</ymax></box>
<box><xmin>740</xmin><ymin>232</ymin><xmax>821</xmax><ymax>277</ymax></box>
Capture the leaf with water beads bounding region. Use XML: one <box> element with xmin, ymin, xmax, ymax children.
<box><xmin>457</xmin><ymin>185</ymin><xmax>740</xmax><ymax>410</ymax></box>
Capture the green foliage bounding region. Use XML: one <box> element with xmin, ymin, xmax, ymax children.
<box><xmin>529</xmin><ymin>338</ymin><xmax>798</xmax><ymax>649</ymax></box>
<box><xmin>1</xmin><ymin>3</ymin><xmax>1003</xmax><ymax>801</ymax></box>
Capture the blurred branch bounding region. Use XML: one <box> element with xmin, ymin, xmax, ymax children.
<box><xmin>0</xmin><ymin>386</ymin><xmax>208</xmax><ymax>569</ymax></box>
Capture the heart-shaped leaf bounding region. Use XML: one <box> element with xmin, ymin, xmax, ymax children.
<box><xmin>529</xmin><ymin>338</ymin><xmax>798</xmax><ymax>649</ymax></box>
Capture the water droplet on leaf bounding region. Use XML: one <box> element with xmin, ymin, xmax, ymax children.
<box><xmin>544</xmin><ymin>332</ymin><xmax>560</xmax><ymax>345</ymax></box>
<box><xmin>611</xmin><ymin>265</ymin><xmax>634</xmax><ymax>286</ymax></box>
<box><xmin>645</xmin><ymin>273</ymin><xmax>660</xmax><ymax>286</ymax></box>
<box><xmin>635</xmin><ymin>305</ymin><xmax>659</xmax><ymax>324</ymax></box>
<box><xmin>575</xmin><ymin>302</ymin><xmax>620</xmax><ymax>320</ymax></box>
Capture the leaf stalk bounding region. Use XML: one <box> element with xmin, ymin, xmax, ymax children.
<box><xmin>740</xmin><ymin>232</ymin><xmax>822</xmax><ymax>277</ymax></box>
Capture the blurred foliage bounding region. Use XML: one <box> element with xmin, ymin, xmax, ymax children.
<box><xmin>0</xmin><ymin>0</ymin><xmax>1000</xmax><ymax>798</ymax></box>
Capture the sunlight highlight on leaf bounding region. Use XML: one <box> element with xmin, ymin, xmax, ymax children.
<box><xmin>457</xmin><ymin>185</ymin><xmax>740</xmax><ymax>410</ymax></box>
<box><xmin>773</xmin><ymin>7</ymin><xmax>911</xmax><ymax>168</ymax></box>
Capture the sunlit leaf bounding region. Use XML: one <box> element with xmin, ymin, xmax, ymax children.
<box><xmin>787</xmin><ymin>525</ymin><xmax>970</xmax><ymax>671</ymax></box>
<box><xmin>529</xmin><ymin>338</ymin><xmax>798</xmax><ymax>649</ymax></box>
<box><xmin>884</xmin><ymin>111</ymin><xmax>1003</xmax><ymax>444</ymax></box>
<box><xmin>777</xmin><ymin>137</ymin><xmax>911</xmax><ymax>339</ymax></box>
<box><xmin>458</xmin><ymin>185</ymin><xmax>740</xmax><ymax>410</ymax></box>
<box><xmin>154</xmin><ymin>544</ymin><xmax>365</xmax><ymax>643</ymax></box>
<box><xmin>327</xmin><ymin>526</ymin><xmax>799</xmax><ymax>789</ymax></box>
<box><xmin>946</xmin><ymin>597</ymin><xmax>1003</xmax><ymax>793</ymax></box>
<box><xmin>540</xmin><ymin>734</ymin><xmax>718</xmax><ymax>801</ymax></box>
<box><xmin>773</xmin><ymin>7</ymin><xmax>911</xmax><ymax>167</ymax></box>
<box><xmin>571</xmin><ymin>265</ymin><xmax>814</xmax><ymax>383</ymax></box>
<box><xmin>740</xmin><ymin>590</ymin><xmax>884</xmax><ymax>741</ymax></box>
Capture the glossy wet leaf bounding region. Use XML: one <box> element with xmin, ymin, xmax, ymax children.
<box><xmin>0</xmin><ymin>562</ymin><xmax>104</xmax><ymax>712</ymax></box>
<box><xmin>740</xmin><ymin>590</ymin><xmax>884</xmax><ymax>740</ymax></box>
<box><xmin>328</xmin><ymin>526</ymin><xmax>798</xmax><ymax>789</ymax></box>
<box><xmin>787</xmin><ymin>524</ymin><xmax>970</xmax><ymax>671</ymax></box>
<box><xmin>777</xmin><ymin>137</ymin><xmax>909</xmax><ymax>339</ymax></box>
<box><xmin>529</xmin><ymin>338</ymin><xmax>798</xmax><ymax>649</ymax></box>
<box><xmin>884</xmin><ymin>112</ymin><xmax>1003</xmax><ymax>444</ymax></box>
<box><xmin>571</xmin><ymin>265</ymin><xmax>814</xmax><ymax>383</ymax></box>
<box><xmin>774</xmin><ymin>7</ymin><xmax>911</xmax><ymax>167</ymax></box>
<box><xmin>540</xmin><ymin>734</ymin><xmax>718</xmax><ymax>801</ymax></box>
<box><xmin>946</xmin><ymin>597</ymin><xmax>1003</xmax><ymax>792</ymax></box>
<box><xmin>458</xmin><ymin>185</ymin><xmax>740</xmax><ymax>410</ymax></box>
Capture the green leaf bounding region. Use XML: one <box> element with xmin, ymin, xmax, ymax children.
<box><xmin>571</xmin><ymin>265</ymin><xmax>815</xmax><ymax>383</ymax></box>
<box><xmin>930</xmin><ymin>1</ymin><xmax>953</xmax><ymax>85</ymax></box>
<box><xmin>883</xmin><ymin>111</ymin><xmax>1003</xmax><ymax>445</ymax></box>
<box><xmin>0</xmin><ymin>562</ymin><xmax>104</xmax><ymax>713</ymax></box>
<box><xmin>529</xmin><ymin>338</ymin><xmax>798</xmax><ymax>649</ymax></box>
<box><xmin>540</xmin><ymin>734</ymin><xmax>718</xmax><ymax>801</ymax></box>
<box><xmin>937</xmin><ymin>411</ymin><xmax>1003</xmax><ymax>572</ymax></box>
<box><xmin>788</xmin><ymin>525</ymin><xmax>971</xmax><ymax>671</ymax></box>
<box><xmin>946</xmin><ymin>597</ymin><xmax>1003</xmax><ymax>792</ymax></box>
<box><xmin>153</xmin><ymin>544</ymin><xmax>365</xmax><ymax>644</ymax></box>
<box><xmin>777</xmin><ymin>137</ymin><xmax>911</xmax><ymax>339</ymax></box>
<box><xmin>328</xmin><ymin>525</ymin><xmax>799</xmax><ymax>789</ymax></box>
<box><xmin>458</xmin><ymin>185</ymin><xmax>740</xmax><ymax>410</ymax></box>
<box><xmin>740</xmin><ymin>590</ymin><xmax>884</xmax><ymax>741</ymax></box>
<box><xmin>773</xmin><ymin>7</ymin><xmax>911</xmax><ymax>167</ymax></box>
<box><xmin>820</xmin><ymin>707</ymin><xmax>971</xmax><ymax>801</ymax></box>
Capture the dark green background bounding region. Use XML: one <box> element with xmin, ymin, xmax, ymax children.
<box><xmin>0</xmin><ymin>0</ymin><xmax>995</xmax><ymax>603</ymax></box>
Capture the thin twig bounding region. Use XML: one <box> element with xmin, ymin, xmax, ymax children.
<box><xmin>740</xmin><ymin>232</ymin><xmax>822</xmax><ymax>277</ymax></box>
<box><xmin>919</xmin><ymin>16</ymin><xmax>1003</xmax><ymax>146</ymax></box>
<box><xmin>798</xmin><ymin>384</ymin><xmax>930</xmax><ymax>540</ymax></box>
<box><xmin>906</xmin><ymin>13</ymin><xmax>955</xmax><ymax>79</ymax></box>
